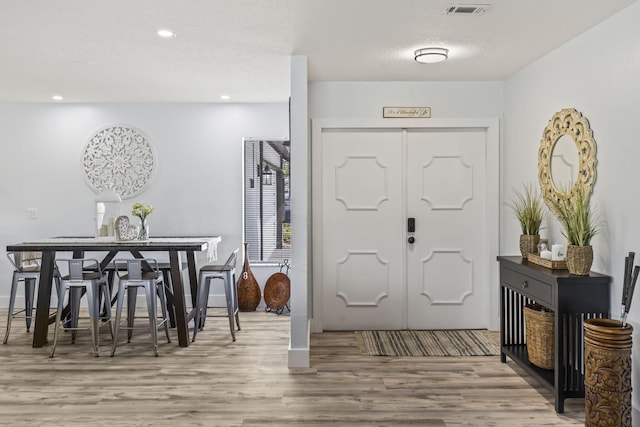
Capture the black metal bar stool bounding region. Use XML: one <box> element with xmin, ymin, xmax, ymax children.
<box><xmin>49</xmin><ymin>258</ymin><xmax>113</xmax><ymax>357</ymax></box>
<box><xmin>3</xmin><ymin>252</ymin><xmax>60</xmax><ymax>344</ymax></box>
<box><xmin>110</xmin><ymin>258</ymin><xmax>171</xmax><ymax>356</ymax></box>
<box><xmin>105</xmin><ymin>260</ymin><xmax>187</xmax><ymax>328</ymax></box>
<box><xmin>192</xmin><ymin>249</ymin><xmax>240</xmax><ymax>342</ymax></box>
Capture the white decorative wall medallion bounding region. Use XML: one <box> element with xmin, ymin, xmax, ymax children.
<box><xmin>81</xmin><ymin>125</ymin><xmax>157</xmax><ymax>199</ymax></box>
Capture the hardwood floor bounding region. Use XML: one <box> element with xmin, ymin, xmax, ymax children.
<box><xmin>0</xmin><ymin>310</ymin><xmax>584</xmax><ymax>426</ymax></box>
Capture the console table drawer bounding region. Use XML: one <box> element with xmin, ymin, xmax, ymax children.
<box><xmin>501</xmin><ymin>267</ymin><xmax>552</xmax><ymax>305</ymax></box>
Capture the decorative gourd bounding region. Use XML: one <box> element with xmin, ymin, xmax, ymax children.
<box><xmin>237</xmin><ymin>243</ymin><xmax>261</xmax><ymax>311</ymax></box>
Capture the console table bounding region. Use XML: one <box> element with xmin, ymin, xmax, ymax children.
<box><xmin>497</xmin><ymin>256</ymin><xmax>611</xmax><ymax>413</ymax></box>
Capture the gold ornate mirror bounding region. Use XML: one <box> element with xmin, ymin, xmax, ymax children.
<box><xmin>538</xmin><ymin>108</ymin><xmax>597</xmax><ymax>216</ymax></box>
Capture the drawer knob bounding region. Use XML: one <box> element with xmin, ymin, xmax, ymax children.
<box><xmin>522</xmin><ymin>280</ymin><xmax>529</xmax><ymax>288</ymax></box>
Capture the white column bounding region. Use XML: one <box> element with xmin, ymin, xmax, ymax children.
<box><xmin>288</xmin><ymin>55</ymin><xmax>310</xmax><ymax>368</ymax></box>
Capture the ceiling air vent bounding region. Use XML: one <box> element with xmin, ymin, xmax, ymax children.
<box><xmin>446</xmin><ymin>4</ymin><xmax>490</xmax><ymax>15</ymax></box>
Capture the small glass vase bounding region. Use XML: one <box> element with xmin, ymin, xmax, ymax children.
<box><xmin>138</xmin><ymin>219</ymin><xmax>149</xmax><ymax>240</ymax></box>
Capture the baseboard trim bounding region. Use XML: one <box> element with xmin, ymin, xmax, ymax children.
<box><xmin>288</xmin><ymin>346</ymin><xmax>309</xmax><ymax>368</ymax></box>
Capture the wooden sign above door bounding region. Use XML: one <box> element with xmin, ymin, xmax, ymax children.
<box><xmin>383</xmin><ymin>107</ymin><xmax>431</xmax><ymax>118</ymax></box>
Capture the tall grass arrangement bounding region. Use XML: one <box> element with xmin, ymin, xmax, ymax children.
<box><xmin>551</xmin><ymin>186</ymin><xmax>598</xmax><ymax>246</ymax></box>
<box><xmin>510</xmin><ymin>183</ymin><xmax>544</xmax><ymax>235</ymax></box>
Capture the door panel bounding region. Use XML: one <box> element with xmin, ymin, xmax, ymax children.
<box><xmin>406</xmin><ymin>129</ymin><xmax>487</xmax><ymax>329</ymax></box>
<box><xmin>321</xmin><ymin>129</ymin><xmax>404</xmax><ymax>330</ymax></box>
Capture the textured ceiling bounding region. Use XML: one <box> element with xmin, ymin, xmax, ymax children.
<box><xmin>0</xmin><ymin>0</ymin><xmax>635</xmax><ymax>103</ymax></box>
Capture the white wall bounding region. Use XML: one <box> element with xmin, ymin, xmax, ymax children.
<box><xmin>0</xmin><ymin>103</ymin><xmax>289</xmax><ymax>306</ymax></box>
<box><xmin>502</xmin><ymin>0</ymin><xmax>640</xmax><ymax>415</ymax></box>
<box><xmin>310</xmin><ymin>81</ymin><xmax>503</xmax><ymax>119</ymax></box>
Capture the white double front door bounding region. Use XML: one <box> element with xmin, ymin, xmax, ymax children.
<box><xmin>315</xmin><ymin>121</ymin><xmax>495</xmax><ymax>330</ymax></box>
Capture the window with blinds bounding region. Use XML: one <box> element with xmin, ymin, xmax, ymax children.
<box><xmin>244</xmin><ymin>139</ymin><xmax>290</xmax><ymax>263</ymax></box>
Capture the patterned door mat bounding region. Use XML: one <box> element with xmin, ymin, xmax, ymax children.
<box><xmin>356</xmin><ymin>329</ymin><xmax>500</xmax><ymax>357</ymax></box>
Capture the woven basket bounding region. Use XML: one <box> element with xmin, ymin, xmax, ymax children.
<box><xmin>524</xmin><ymin>303</ymin><xmax>555</xmax><ymax>370</ymax></box>
<box><xmin>566</xmin><ymin>245</ymin><xmax>593</xmax><ymax>276</ymax></box>
<box><xmin>519</xmin><ymin>234</ymin><xmax>540</xmax><ymax>259</ymax></box>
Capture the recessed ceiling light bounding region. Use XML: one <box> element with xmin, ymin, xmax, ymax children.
<box><xmin>157</xmin><ymin>29</ymin><xmax>176</xmax><ymax>38</ymax></box>
<box><xmin>220</xmin><ymin>95</ymin><xmax>230</xmax><ymax>100</ymax></box>
<box><xmin>414</xmin><ymin>48</ymin><xmax>449</xmax><ymax>64</ymax></box>
<box><xmin>52</xmin><ymin>95</ymin><xmax>63</xmax><ymax>101</ymax></box>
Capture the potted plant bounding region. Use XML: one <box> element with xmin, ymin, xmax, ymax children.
<box><xmin>550</xmin><ymin>186</ymin><xmax>598</xmax><ymax>275</ymax></box>
<box><xmin>510</xmin><ymin>183</ymin><xmax>544</xmax><ymax>259</ymax></box>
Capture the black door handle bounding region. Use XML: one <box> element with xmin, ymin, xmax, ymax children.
<box><xmin>408</xmin><ymin>218</ymin><xmax>415</xmax><ymax>233</ymax></box>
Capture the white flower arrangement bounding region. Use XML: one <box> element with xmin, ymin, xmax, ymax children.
<box><xmin>131</xmin><ymin>202</ymin><xmax>154</xmax><ymax>222</ymax></box>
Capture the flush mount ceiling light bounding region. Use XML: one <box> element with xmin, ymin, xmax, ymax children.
<box><xmin>414</xmin><ymin>47</ymin><xmax>449</xmax><ymax>64</ymax></box>
<box><xmin>157</xmin><ymin>29</ymin><xmax>176</xmax><ymax>38</ymax></box>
